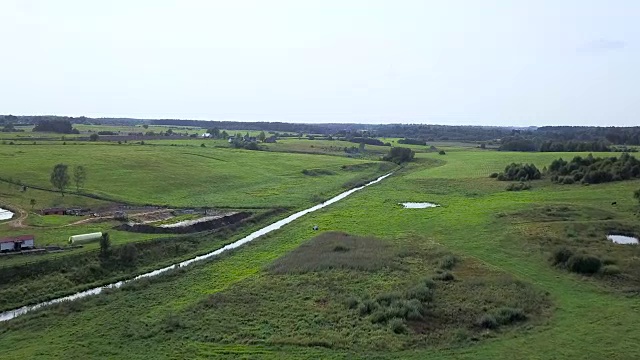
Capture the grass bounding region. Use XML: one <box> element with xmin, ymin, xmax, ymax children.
<box><xmin>1</xmin><ymin>144</ymin><xmax>640</xmax><ymax>358</ymax></box>
<box><xmin>0</xmin><ymin>142</ymin><xmax>391</xmax><ymax>208</ymax></box>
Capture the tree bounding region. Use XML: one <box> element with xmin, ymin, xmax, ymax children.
<box><xmin>73</xmin><ymin>165</ymin><xmax>87</xmax><ymax>192</ymax></box>
<box><xmin>358</xmin><ymin>142</ymin><xmax>365</xmax><ymax>152</ymax></box>
<box><xmin>383</xmin><ymin>147</ymin><xmax>415</xmax><ymax>164</ymax></box>
<box><xmin>221</xmin><ymin>130</ymin><xmax>229</xmax><ymax>139</ymax></box>
<box><xmin>89</xmin><ymin>133</ymin><xmax>99</xmax><ymax>141</ymax></box>
<box><xmin>99</xmin><ymin>232</ymin><xmax>111</xmax><ymax>260</ymax></box>
<box><xmin>142</xmin><ymin>124</ymin><xmax>149</xmax><ymax>129</ymax></box>
<box><xmin>258</xmin><ymin>131</ymin><xmax>266</xmax><ymax>142</ymax></box>
<box><xmin>50</xmin><ymin>164</ymin><xmax>70</xmax><ymax>196</ymax></box>
<box><xmin>30</xmin><ymin>198</ymin><xmax>36</xmax><ymax>210</ymax></box>
<box><xmin>208</xmin><ymin>128</ymin><xmax>221</xmax><ymax>138</ymax></box>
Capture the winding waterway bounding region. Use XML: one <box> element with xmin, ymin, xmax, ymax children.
<box><xmin>0</xmin><ymin>173</ymin><xmax>392</xmax><ymax>322</ymax></box>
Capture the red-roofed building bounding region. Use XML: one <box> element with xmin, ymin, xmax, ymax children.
<box><xmin>40</xmin><ymin>208</ymin><xmax>65</xmax><ymax>215</ymax></box>
<box><xmin>0</xmin><ymin>235</ymin><xmax>35</xmax><ymax>251</ymax></box>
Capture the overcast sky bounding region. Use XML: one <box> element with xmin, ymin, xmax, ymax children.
<box><xmin>1</xmin><ymin>1</ymin><xmax>638</xmax><ymax>126</ymax></box>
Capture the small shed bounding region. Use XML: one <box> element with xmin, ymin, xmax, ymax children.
<box><xmin>0</xmin><ymin>235</ymin><xmax>35</xmax><ymax>252</ymax></box>
<box><xmin>41</xmin><ymin>208</ymin><xmax>66</xmax><ymax>216</ymax></box>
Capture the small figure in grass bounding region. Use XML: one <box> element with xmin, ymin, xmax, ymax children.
<box><xmin>313</xmin><ymin>225</ymin><xmax>319</xmax><ymax>231</ymax></box>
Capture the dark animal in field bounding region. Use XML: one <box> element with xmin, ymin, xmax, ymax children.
<box><xmin>611</xmin><ymin>202</ymin><xmax>617</xmax><ymax>205</ymax></box>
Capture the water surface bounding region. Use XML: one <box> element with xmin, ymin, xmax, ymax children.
<box><xmin>400</xmin><ymin>202</ymin><xmax>440</xmax><ymax>209</ymax></box>
<box><xmin>0</xmin><ymin>208</ymin><xmax>14</xmax><ymax>221</ymax></box>
<box><xmin>607</xmin><ymin>235</ymin><xmax>639</xmax><ymax>245</ymax></box>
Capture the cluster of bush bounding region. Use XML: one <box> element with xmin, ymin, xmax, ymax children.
<box><xmin>493</xmin><ymin>163</ymin><xmax>541</xmax><ymax>181</ymax></box>
<box><xmin>348</xmin><ymin>278</ymin><xmax>436</xmax><ymax>334</ymax></box>
<box><xmin>32</xmin><ymin>119</ymin><xmax>79</xmax><ymax>134</ymax></box>
<box><xmin>548</xmin><ymin>153</ymin><xmax>640</xmax><ymax>184</ymax></box>
<box><xmin>539</xmin><ymin>140</ymin><xmax>610</xmax><ymax>152</ymax></box>
<box><xmin>506</xmin><ymin>182</ymin><xmax>532</xmax><ymax>191</ymax></box>
<box><xmin>397</xmin><ymin>138</ymin><xmax>426</xmax><ymax>146</ymax></box>
<box><xmin>347</xmin><ymin>137</ymin><xmax>390</xmax><ymax>146</ymax></box>
<box><xmin>383</xmin><ymin>147</ymin><xmax>415</xmax><ymax>164</ymax></box>
<box><xmin>346</xmin><ymin>255</ymin><xmax>457</xmax><ymax>334</ymax></box>
<box><xmin>477</xmin><ymin>307</ymin><xmax>527</xmax><ymax>329</ymax></box>
<box><xmin>551</xmin><ymin>247</ymin><xmax>620</xmax><ymax>275</ymax></box>
<box><xmin>97</xmin><ymin>131</ymin><xmax>117</xmax><ymax>135</ymax></box>
<box><xmin>301</xmin><ymin>168</ymin><xmax>335</xmax><ymax>176</ymax></box>
<box><xmin>500</xmin><ymin>138</ymin><xmax>616</xmax><ymax>153</ymax></box>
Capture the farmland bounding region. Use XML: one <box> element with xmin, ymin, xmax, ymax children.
<box><xmin>1</xmin><ymin>129</ymin><xmax>640</xmax><ymax>359</ymax></box>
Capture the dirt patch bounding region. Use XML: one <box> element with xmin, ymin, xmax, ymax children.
<box><xmin>115</xmin><ymin>212</ymin><xmax>251</xmax><ymax>234</ymax></box>
<box><xmin>267</xmin><ymin>232</ymin><xmax>398</xmax><ymax>274</ymax></box>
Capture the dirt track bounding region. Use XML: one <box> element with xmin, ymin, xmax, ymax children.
<box><xmin>4</xmin><ymin>205</ymin><xmax>28</xmax><ymax>229</ymax></box>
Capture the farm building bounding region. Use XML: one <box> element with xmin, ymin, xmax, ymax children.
<box><xmin>0</xmin><ymin>235</ymin><xmax>35</xmax><ymax>252</ymax></box>
<box><xmin>41</xmin><ymin>208</ymin><xmax>65</xmax><ymax>215</ymax></box>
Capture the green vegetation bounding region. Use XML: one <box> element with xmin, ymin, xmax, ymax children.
<box><xmin>496</xmin><ymin>163</ymin><xmax>541</xmax><ymax>181</ymax></box>
<box><xmin>383</xmin><ymin>147</ymin><xmax>415</xmax><ymax>164</ymax></box>
<box><xmin>549</xmin><ymin>153</ymin><xmax>640</xmax><ymax>184</ymax></box>
<box><xmin>49</xmin><ymin>163</ymin><xmax>70</xmax><ymax>196</ymax></box>
<box><xmin>2</xmin><ymin>131</ymin><xmax>640</xmax><ymax>359</ymax></box>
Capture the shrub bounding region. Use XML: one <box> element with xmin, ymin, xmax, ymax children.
<box><xmin>200</xmin><ymin>143</ymin><xmax>206</xmax><ymax>147</ymax></box>
<box><xmin>389</xmin><ymin>318</ymin><xmax>408</xmax><ymax>334</ymax></box>
<box><xmin>433</xmin><ymin>271</ymin><xmax>455</xmax><ymax>281</ymax></box>
<box><xmin>497</xmin><ymin>163</ymin><xmax>541</xmax><ymax>181</ymax></box>
<box><xmin>302</xmin><ymin>168</ymin><xmax>335</xmax><ymax>176</ymax></box>
<box><xmin>358</xmin><ymin>299</ymin><xmax>379</xmax><ymax>316</ymax></box>
<box><xmin>602</xmin><ymin>257</ymin><xmax>617</xmax><ymax>265</ymax></box>
<box><xmin>406</xmin><ymin>285</ymin><xmax>434</xmax><ymax>302</ymax></box>
<box><xmin>506</xmin><ymin>182</ymin><xmax>532</xmax><ymax>191</ymax></box>
<box><xmin>422</xmin><ymin>278</ymin><xmax>437</xmax><ymax>289</ymax></box>
<box><xmin>477</xmin><ymin>314</ymin><xmax>498</xmax><ymax>329</ymax></box>
<box><xmin>494</xmin><ymin>307</ymin><xmax>527</xmax><ymax>325</ymax></box>
<box><xmin>439</xmin><ymin>255</ymin><xmax>458</xmax><ymax>270</ymax></box>
<box><xmin>370</xmin><ymin>309</ymin><xmax>389</xmax><ymax>324</ymax></box>
<box><xmin>601</xmin><ymin>265</ymin><xmax>621</xmax><ymax>276</ymax></box>
<box><xmin>376</xmin><ymin>292</ymin><xmax>403</xmax><ymax>306</ymax></box>
<box><xmin>562</xmin><ymin>177</ymin><xmax>575</xmax><ymax>185</ymax></box>
<box><xmin>438</xmin><ymin>150</ymin><xmax>446</xmax><ymax>155</ymax></box>
<box><xmin>489</xmin><ymin>172</ymin><xmax>499</xmax><ymax>178</ymax></box>
<box><xmin>383</xmin><ymin>147</ymin><xmax>415</xmax><ymax>164</ymax></box>
<box><xmin>345</xmin><ymin>296</ymin><xmax>359</xmax><ymax>309</ymax></box>
<box><xmin>552</xmin><ymin>247</ymin><xmax>573</xmax><ymax>265</ymax></box>
<box><xmin>567</xmin><ymin>254</ymin><xmax>602</xmax><ymax>274</ymax></box>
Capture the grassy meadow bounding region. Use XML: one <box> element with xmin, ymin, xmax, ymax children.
<box><xmin>0</xmin><ymin>142</ymin><xmax>391</xmax><ymax>208</ymax></box>
<box><xmin>0</xmin><ymin>143</ymin><xmax>639</xmax><ymax>358</ymax></box>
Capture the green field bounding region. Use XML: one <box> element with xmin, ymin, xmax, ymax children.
<box><xmin>1</xmin><ymin>137</ymin><xmax>640</xmax><ymax>359</ymax></box>
<box><xmin>0</xmin><ymin>142</ymin><xmax>390</xmax><ymax>208</ymax></box>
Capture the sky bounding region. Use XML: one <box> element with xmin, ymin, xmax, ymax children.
<box><xmin>0</xmin><ymin>1</ymin><xmax>638</xmax><ymax>126</ymax></box>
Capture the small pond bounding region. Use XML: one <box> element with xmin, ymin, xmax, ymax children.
<box><xmin>607</xmin><ymin>235</ymin><xmax>639</xmax><ymax>245</ymax></box>
<box><xmin>400</xmin><ymin>202</ymin><xmax>440</xmax><ymax>209</ymax></box>
<box><xmin>0</xmin><ymin>208</ymin><xmax>14</xmax><ymax>221</ymax></box>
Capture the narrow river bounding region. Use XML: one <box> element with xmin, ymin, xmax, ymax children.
<box><xmin>0</xmin><ymin>173</ymin><xmax>392</xmax><ymax>322</ymax></box>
